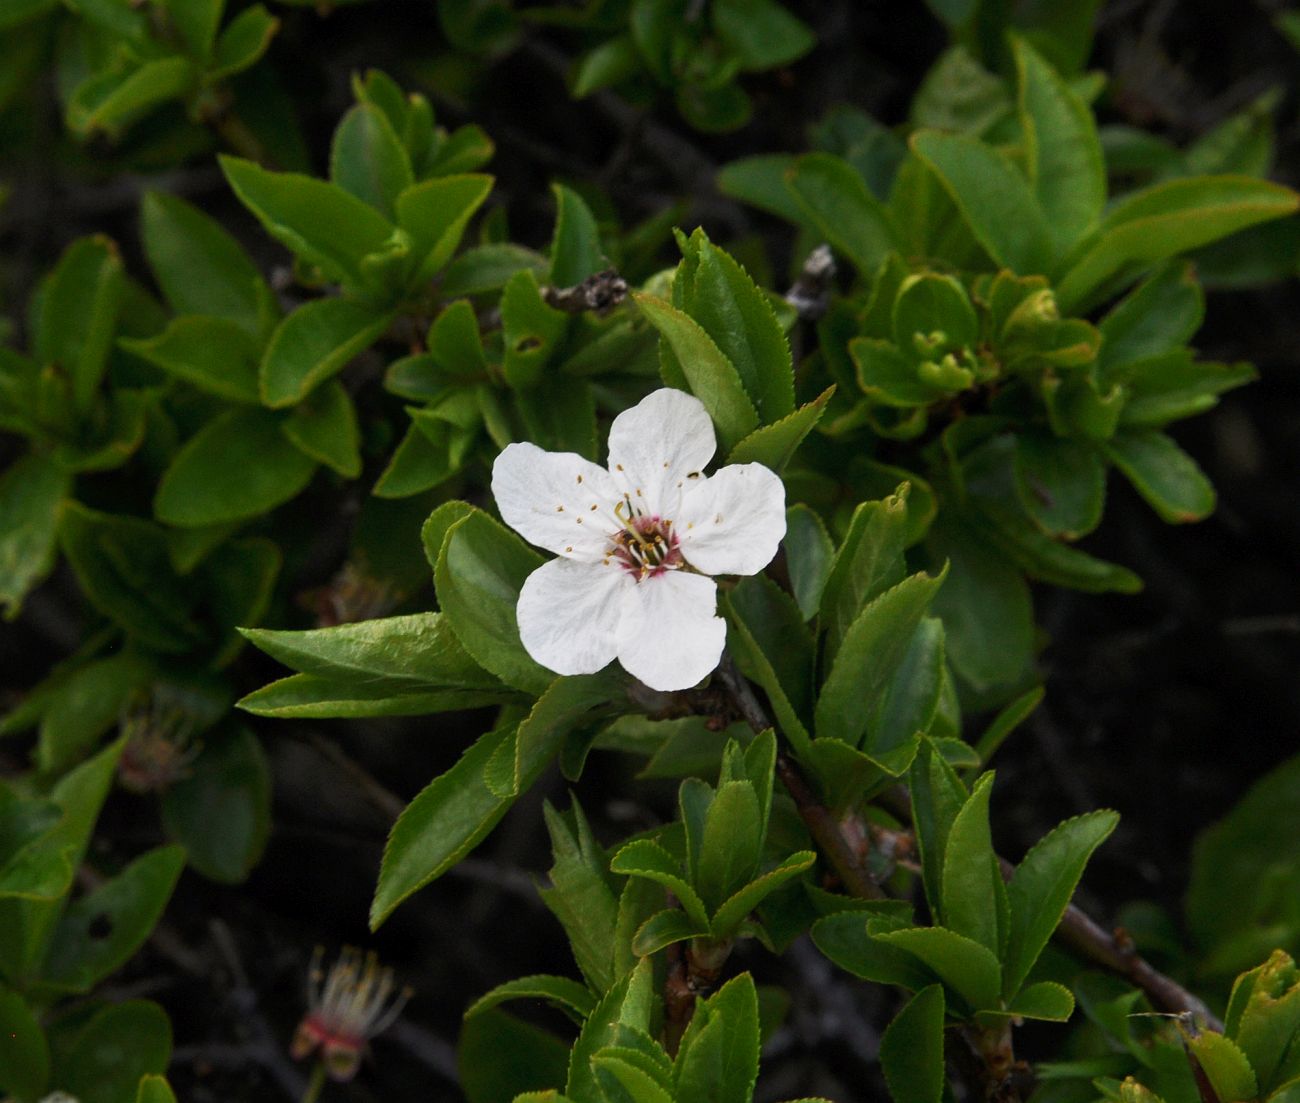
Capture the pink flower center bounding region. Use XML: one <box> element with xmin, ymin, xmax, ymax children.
<box><xmin>609</xmin><ymin>515</ymin><xmax>682</xmax><ymax>580</ymax></box>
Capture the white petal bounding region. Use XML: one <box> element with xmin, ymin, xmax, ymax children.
<box><xmin>492</xmin><ymin>442</ymin><xmax>622</xmax><ymax>559</ymax></box>
<box><xmin>616</xmin><ymin>571</ymin><xmax>726</xmax><ymax>691</ymax></box>
<box><xmin>606</xmin><ymin>388</ymin><xmax>716</xmax><ymax>516</ymax></box>
<box><xmin>516</xmin><ymin>558</ymin><xmax>632</xmax><ymax>676</ymax></box>
<box><xmin>676</xmin><ymin>463</ymin><xmax>787</xmax><ymax>577</ymax></box>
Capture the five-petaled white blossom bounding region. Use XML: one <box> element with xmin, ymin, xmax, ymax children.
<box><xmin>492</xmin><ymin>388</ymin><xmax>786</xmax><ymax>692</ymax></box>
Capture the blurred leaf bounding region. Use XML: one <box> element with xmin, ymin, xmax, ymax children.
<box><xmin>786</xmin><ymin>153</ymin><xmax>901</xmax><ymax>277</ymax></box>
<box><xmin>911</xmin><ymin>130</ymin><xmax>1053</xmax><ymax>276</ymax></box>
<box><xmin>154</xmin><ymin>408</ymin><xmax>316</xmax><ymax>527</ymax></box>
<box><xmin>0</xmin><ymin>982</ymin><xmax>49</xmax><ymax>1100</ymax></box>
<box><xmin>782</xmin><ymin>504</ymin><xmax>834</xmax><ymax>620</ymax></box>
<box><xmin>120</xmin><ymin>316</ymin><xmax>261</xmax><ymax>403</ymax></box>
<box><xmin>60</xmin><ymin>505</ymin><xmax>200</xmax><ymax>652</ymax></box>
<box><xmin>49</xmin><ymin>999</ymin><xmax>170</xmax><ymax>1103</ymax></box>
<box><xmin>280</xmin><ymin>380</ymin><xmax>360</xmax><ymax>477</ymax></box>
<box><xmin>1104</xmin><ymin>430</ymin><xmax>1215</xmax><ymax>524</ymax></box>
<box><xmin>713</xmin><ymin>0</ymin><xmax>814</xmax><ymax>69</ymax></box>
<box><xmin>260</xmin><ymin>296</ymin><xmax>393</xmax><ymax>408</ymax></box>
<box><xmin>140</xmin><ymin>190</ymin><xmax>275</xmax><ymax>341</ymax></box>
<box><xmin>67</xmin><ymin>58</ymin><xmax>196</xmax><ymax>139</ymax></box>
<box><xmin>549</xmin><ymin>183</ymin><xmax>605</xmax><ymax>287</ymax></box>
<box><xmin>208</xmin><ymin>5</ymin><xmax>278</xmax><ymax>80</ymax></box>
<box><xmin>331</xmin><ymin>102</ymin><xmax>414</xmax><ymax>219</ymax></box>
<box><xmin>442</xmin><ymin>243</ymin><xmax>549</xmax><ymax>296</ymax></box>
<box><xmin>396</xmin><ymin>174</ymin><xmax>494</xmax><ymax>283</ymax></box>
<box><xmin>1013</xmin><ymin>433</ymin><xmax>1105</xmax><ymax>538</ymax></box>
<box><xmin>1055</xmin><ymin>176</ymin><xmax>1299</xmax><ymax>313</ymax></box>
<box><xmin>35</xmin><ymin>236</ymin><xmax>125</xmax><ymax>416</ymax></box>
<box><xmin>459</xmin><ymin>1008</ymin><xmax>569</xmax><ymax>1103</ymax></box>
<box><xmin>0</xmin><ymin>454</ymin><xmax>70</xmax><ymax>619</ymax></box>
<box><xmin>40</xmin><ymin>846</ymin><xmax>185</xmax><ymax>993</ymax></box>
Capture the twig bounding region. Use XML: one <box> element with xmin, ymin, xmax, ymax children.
<box><xmin>542</xmin><ymin>268</ymin><xmax>629</xmax><ymax>315</ymax></box>
<box><xmin>784</xmin><ymin>244</ymin><xmax>836</xmax><ymax>323</ymax></box>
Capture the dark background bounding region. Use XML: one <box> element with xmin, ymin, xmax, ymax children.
<box><xmin>1</xmin><ymin>1</ymin><xmax>1298</xmax><ymax>1098</ymax></box>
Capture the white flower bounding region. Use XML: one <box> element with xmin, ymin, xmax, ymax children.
<box><xmin>492</xmin><ymin>388</ymin><xmax>786</xmax><ymax>691</ymax></box>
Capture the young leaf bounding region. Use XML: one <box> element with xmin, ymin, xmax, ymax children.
<box><xmin>880</xmin><ymin>985</ymin><xmax>946</xmax><ymax>1103</ymax></box>
<box><xmin>610</xmin><ymin>839</ymin><xmax>709</xmax><ymax>930</ymax></box>
<box><xmin>1003</xmin><ymin>809</ymin><xmax>1119</xmax><ymax>997</ymax></box>
<box><xmin>695</xmin><ymin>781</ymin><xmax>763</xmax><ymax>913</ymax></box>
<box><xmin>1186</xmin><ymin>1032</ymin><xmax>1258</xmax><ymax>1103</ymax></box>
<box><xmin>726</xmin><ymin>387</ymin><xmax>833</xmax><ymax>471</ymax></box>
<box><xmin>674</xmin><ymin>973</ymin><xmax>762</xmax><ymax>1103</ymax></box>
<box><xmin>154</xmin><ymin>408</ymin><xmax>317</xmax><ymax>527</ymax></box>
<box><xmin>396</xmin><ymin>174</ymin><xmax>494</xmax><ymax>283</ymax></box>
<box><xmin>710</xmin><ymin>851</ymin><xmax>817</xmax><ymax>937</ymax></box>
<box><xmin>631</xmin><ymin>908</ymin><xmax>709</xmax><ymax>956</ymax></box>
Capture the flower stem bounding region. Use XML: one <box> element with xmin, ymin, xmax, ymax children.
<box><xmin>300</xmin><ymin>1062</ymin><xmax>328</xmax><ymax>1103</ymax></box>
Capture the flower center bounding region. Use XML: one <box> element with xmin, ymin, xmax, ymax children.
<box><xmin>609</xmin><ymin>514</ymin><xmax>683</xmax><ymax>580</ymax></box>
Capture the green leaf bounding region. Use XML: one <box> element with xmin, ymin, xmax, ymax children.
<box><xmin>331</xmin><ymin>102</ymin><xmax>414</xmax><ymax>219</ymax></box>
<box><xmin>927</xmin><ymin>516</ymin><xmax>1034</xmax><ymax>695</ymax></box>
<box><xmin>819</xmin><ymin>489</ymin><xmax>910</xmax><ymax>659</ymax></box>
<box><xmin>724</xmin><ymin>576</ymin><xmax>814</xmax><ymax>755</ymax></box>
<box><xmin>911</xmin><ymin>131</ymin><xmax>1053</xmax><ymax>276</ymax></box>
<box><xmin>1231</xmin><ymin>951</ymin><xmax>1300</xmax><ymax>1089</ymax></box>
<box><xmin>0</xmin><ymin>454</ymin><xmax>70</xmax><ymax>619</ymax></box>
<box><xmin>1186</xmin><ymin>1033</ymin><xmax>1258</xmax><ymax>1103</ymax></box>
<box><xmin>971</xmin><ymin>686</ymin><xmax>1044</xmax><ymax>769</ymax></box>
<box><xmin>434</xmin><ymin>510</ymin><xmax>551</xmax><ymax>694</ymax></box>
<box><xmin>154</xmin><ymin>408</ymin><xmax>317</xmax><ymax>527</ymax></box>
<box><xmin>260</xmin><ymin>296</ymin><xmax>393</xmax><ymax>408</ymax></box>
<box><xmin>396</xmin><ymin>174</ymin><xmax>494</xmax><ymax>284</ymax></box>
<box><xmin>39</xmin><ymin>846</ymin><xmax>185</xmax><ymax>993</ymax></box>
<box><xmin>782</xmin><ymin>504</ymin><xmax>834</xmax><ymax>620</ymax></box>
<box><xmin>160</xmin><ymin>729</ymin><xmax>269</xmax><ymax>883</ymax></box>
<box><xmin>909</xmin><ymin>741</ymin><xmax>970</xmax><ymax>923</ymax></box>
<box><xmin>1055</xmin><ymin>176</ymin><xmax>1300</xmax><ymax>313</ymax></box>
<box><xmin>35</xmin><ymin>236</ymin><xmax>125</xmax><ymax>415</ymax></box>
<box><xmin>711</xmin><ymin>851</ymin><xmax>817</xmax><ymax>936</ymax></box>
<box><xmin>726</xmin><ymin>387</ymin><xmax>832</xmax><ymax>472</ymax></box>
<box><xmin>501</xmin><ymin>269</ymin><xmax>569</xmax><ymax>389</ymax></box>
<box><xmin>695</xmin><ymin>781</ymin><xmax>763</xmax><ymax>913</ymax></box>
<box><xmin>236</xmin><ymin>673</ymin><xmax>504</xmax><ymax>718</ymax></box>
<box><xmin>1005</xmin><ymin>981</ymin><xmax>1075</xmax><ymax>1021</ymax></box>
<box><xmin>539</xmin><ymin>801</ymin><xmax>620</xmax><ymax>992</ymax></box>
<box><xmin>875</xmin><ymin>926</ymin><xmax>1002</xmax><ymax>1011</ymax></box>
<box><xmin>36</xmin><ymin>652</ymin><xmax>151</xmax><ymax>775</ymax></box>
<box><xmin>140</xmin><ymin>190</ymin><xmax>275</xmax><ymax>340</ymax></box>
<box><xmin>67</xmin><ymin>58</ymin><xmax>196</xmax><ymax>139</ymax></box>
<box><xmin>1013</xmin><ymin>432</ymin><xmax>1106</xmax><ymax>538</ymax></box>
<box><xmin>1097</xmin><ymin>261</ymin><xmax>1204</xmax><ymax>376</ymax></box>
<box><xmin>208</xmin><ymin>4</ymin><xmax>278</xmax><ymax>80</ymax></box>
<box><xmin>785</xmin><ymin>153</ymin><xmax>901</xmax><ymax>276</ymax></box>
<box><xmin>572</xmin><ymin>35</ymin><xmax>640</xmax><ymax>98</ymax></box>
<box><xmin>677</xmin><ymin>229</ymin><xmax>795</xmax><ymax>422</ymax></box>
<box><xmin>59</xmin><ymin>505</ymin><xmax>200</xmax><ymax>652</ymax></box>
<box><xmin>867</xmin><ymin>616</ymin><xmax>945</xmax><ymax>760</ymax></box>
<box><xmin>459</xmin><ymin>1009</ymin><xmax>568</xmax><ymax>1103</ymax></box>
<box><xmin>1003</xmin><ymin>809</ymin><xmax>1119</xmax><ymax>997</ymax></box>
<box><xmin>219</xmin><ymin>155</ymin><xmax>398</xmax><ymax>293</ymax></box>
<box><xmin>120</xmin><ymin>316</ymin><xmax>261</xmax><ymax>403</ymax></box>
<box><xmin>816</xmin><ymin>569</ymin><xmax>947</xmax><ymax>748</ymax></box>
<box><xmin>371</xmin><ymin>720</ymin><xmax>518</xmax><ymax>928</ymax></box>
<box><xmin>1104</xmin><ymin>430</ymin><xmax>1216</xmax><ymax>524</ymax></box>
<box><xmin>50</xmin><ymin>1000</ymin><xmax>171</xmax><ymax>1103</ymax></box>
<box><xmin>716</xmin><ymin>155</ymin><xmax>807</xmax><ymax>224</ymax></box>
<box><xmin>163</xmin><ymin>0</ymin><xmax>222</xmax><ymax>59</ymax></box>
<box><xmin>674</xmin><ymin>973</ymin><xmax>762</xmax><ymax>1103</ymax></box>
<box><xmin>464</xmin><ymin>974</ymin><xmax>598</xmax><ymax>1023</ymax></box>
<box><xmin>280</xmin><ymin>380</ymin><xmax>360</xmax><ymax>477</ymax></box>
<box><xmin>941</xmin><ymin>773</ymin><xmax>1000</xmax><ymax>954</ymax></box>
<box><xmin>549</xmin><ymin>183</ymin><xmax>605</xmax><ymax>287</ymax></box>
<box><xmin>811</xmin><ymin>911</ymin><xmax>937</xmax><ymax>991</ymax></box>
<box><xmin>610</xmin><ymin>839</ymin><xmax>709</xmax><ymax>930</ymax></box>
<box><xmin>630</xmin><ymin>908</ymin><xmax>709</xmax><ymax>956</ymax></box>
<box><xmin>441</xmin><ymin>243</ymin><xmax>549</xmax><ymax>297</ymax></box>
<box><xmin>0</xmin><ymin>982</ymin><xmax>49</xmax><ymax>1100</ymax></box>
<box><xmin>633</xmin><ymin>293</ymin><xmax>759</xmax><ymax>451</ymax></box>
<box><xmin>136</xmin><ymin>1075</ymin><xmax>178</xmax><ymax>1103</ymax></box>
<box><xmin>513</xmin><ymin>673</ymin><xmax>621</xmax><ymax>795</ymax></box>
<box><xmin>880</xmin><ymin>985</ymin><xmax>946</xmax><ymax>1103</ymax></box>
<box><xmin>713</xmin><ymin>0</ymin><xmax>814</xmax><ymax>69</ymax></box>
<box><xmin>1014</xmin><ymin>36</ymin><xmax>1105</xmax><ymax>258</ymax></box>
